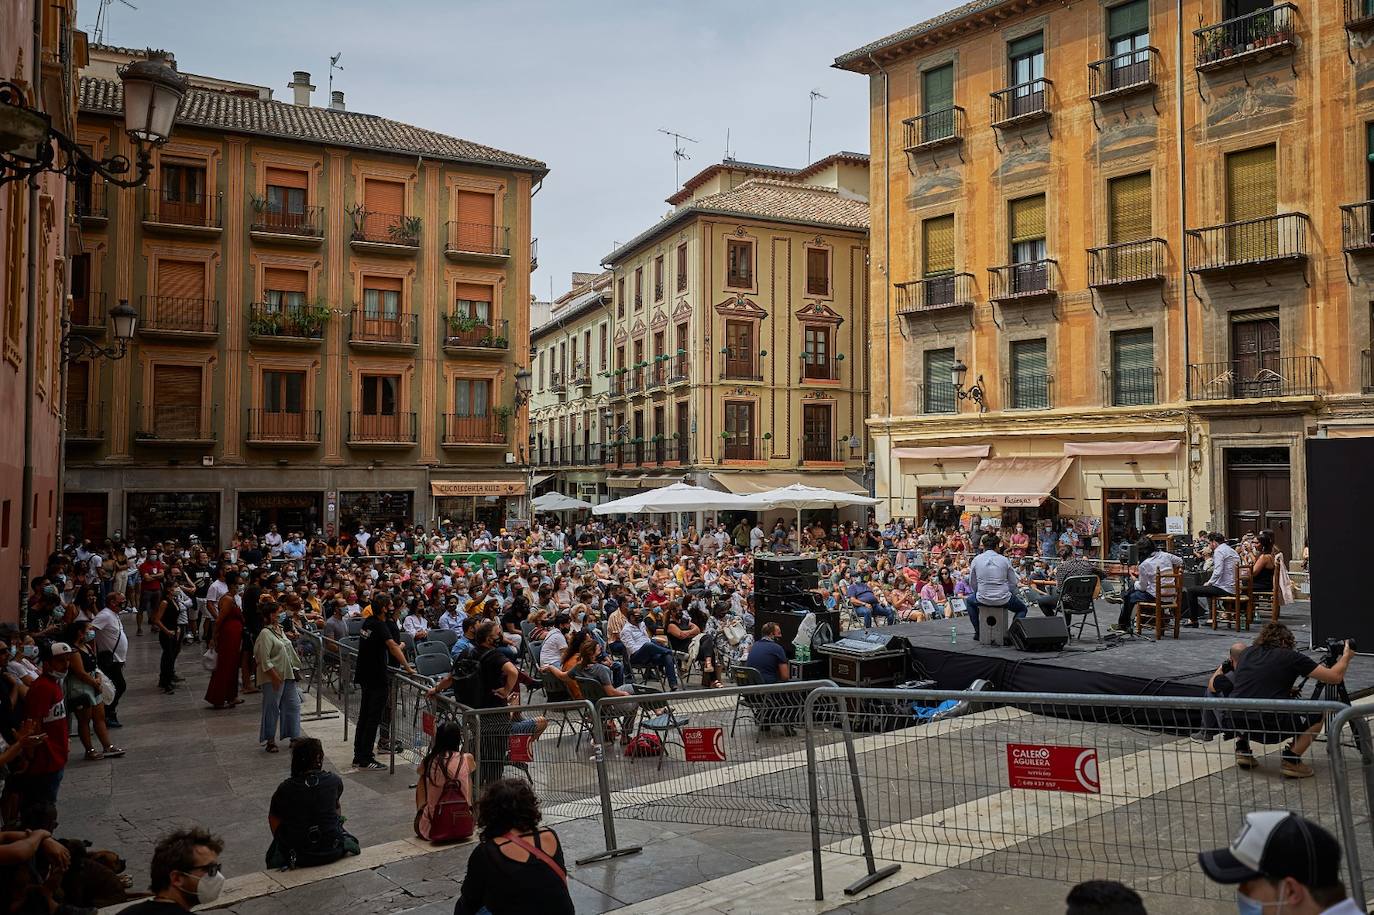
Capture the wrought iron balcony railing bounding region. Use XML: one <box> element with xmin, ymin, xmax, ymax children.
<box><xmin>1102</xmin><ymin>367</ymin><xmax>1160</xmax><ymax>407</ymax></box>
<box><xmin>135</xmin><ymin>403</ymin><xmax>216</xmax><ymax>443</ymax></box>
<box><xmin>1088</xmin><ymin>238</ymin><xmax>1168</xmax><ymax>287</ymax></box>
<box><xmin>991</xmin><ymin>78</ymin><xmax>1052</xmax><ymax>128</ymax></box>
<box><xmin>988</xmin><ymin>260</ymin><xmax>1056</xmax><ymax>302</ymax></box>
<box><xmin>250</xmin><ymin>203</ymin><xmax>324</xmax><ymax>238</ymax></box>
<box><xmin>139</xmin><ymin>295</ymin><xmax>219</xmax><ymax>335</ymax></box>
<box><xmin>895</xmin><ymin>273</ymin><xmax>975</xmax><ymax>314</ymax></box>
<box><xmin>1004</xmin><ymin>373</ymin><xmax>1054</xmax><ymax>410</ymax></box>
<box><xmin>1187</xmin><ymin>355</ymin><xmax>1324</xmax><ymax>400</ymax></box>
<box><xmin>442</xmin><ymin>316</ymin><xmax>509</xmax><ymax>351</ymax></box>
<box><xmin>1185</xmin><ymin>213</ymin><xmax>1309</xmax><ymax>273</ymax></box>
<box><xmin>68</xmin><ymin>291</ymin><xmax>106</xmax><ymax>331</ymax></box>
<box><xmin>1088</xmin><ymin>47</ymin><xmax>1159</xmax><ymax>100</ymax></box>
<box><xmin>350</xmin><ymin>210</ymin><xmax>420</xmax><ymax>247</ymax></box>
<box><xmin>1195</xmin><ymin>3</ymin><xmax>1297</xmax><ymax>71</ymax></box>
<box><xmin>347</xmin><ymin>412</ymin><xmax>418</xmax><ymax>445</ymax></box>
<box><xmin>247</xmin><ymin>409</ymin><xmax>322</xmax><ymax>444</ymax></box>
<box><xmin>349</xmin><ymin>310</ymin><xmax>418</xmax><ymax>346</ymax></box>
<box><xmin>65</xmin><ymin>400</ymin><xmax>103</xmax><ymax>441</ymax></box>
<box><xmin>247</xmin><ymin>303</ymin><xmax>327</xmax><ymax>342</ymax></box>
<box><xmin>444</xmin><ymin>221</ymin><xmax>509</xmax><ymax>257</ymax></box>
<box><xmin>903</xmin><ymin>106</ymin><xmax>966</xmax><ymax>152</ymax></box>
<box><xmin>143</xmin><ymin>188</ymin><xmax>222</xmax><ymax>229</ymax></box>
<box><xmin>1341</xmin><ymin>201</ymin><xmax>1374</xmax><ymax>253</ymax></box>
<box><xmin>442</xmin><ymin>414</ymin><xmax>507</xmax><ymax>446</ymax></box>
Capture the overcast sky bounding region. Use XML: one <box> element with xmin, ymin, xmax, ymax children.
<box><xmin>89</xmin><ymin>0</ymin><xmax>939</xmax><ymax>300</ymax></box>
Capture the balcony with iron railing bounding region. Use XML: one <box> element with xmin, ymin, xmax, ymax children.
<box><xmin>609</xmin><ymin>374</ymin><xmax>627</xmax><ymax>398</ymax></box>
<box><xmin>1187</xmin><ymin>355</ymin><xmax>1324</xmax><ymax>401</ymax></box>
<box><xmin>571</xmin><ymin>364</ymin><xmax>592</xmax><ymax>388</ymax></box>
<box><xmin>1088</xmin><ymin>238</ymin><xmax>1168</xmax><ymax>288</ymax></box>
<box><xmin>605</xmin><ymin>444</ymin><xmax>624</xmax><ymax>468</ymax></box>
<box><xmin>1088</xmin><ymin>47</ymin><xmax>1159</xmax><ymax>101</ymax></box>
<box><xmin>627</xmin><ymin>368</ymin><xmax>645</xmax><ymax>395</ymax></box>
<box><xmin>919</xmin><ymin>382</ymin><xmax>958</xmax><ymax>415</ymax></box>
<box><xmin>1348</xmin><ymin>0</ymin><xmax>1374</xmax><ymax>29</ymax></box>
<box><xmin>247</xmin><ymin>302</ymin><xmax>328</xmax><ymax>345</ymax></box>
<box><xmin>142</xmin><ymin>188</ymin><xmax>222</xmax><ymax>233</ymax></box>
<box><xmin>549</xmin><ymin>371</ymin><xmax>566</xmax><ymax>396</ymax></box>
<box><xmin>246</xmin><ymin>409</ymin><xmax>322</xmax><ymax>447</ymax></box>
<box><xmin>347</xmin><ymin>412</ymin><xmax>418</xmax><ymax>447</ymax></box>
<box><xmin>903</xmin><ymin>106</ymin><xmax>966</xmax><ymax>155</ymax></box>
<box><xmin>249</xmin><ymin>203</ymin><xmax>325</xmax><ymax>243</ymax></box>
<box><xmin>720</xmin><ymin>347</ymin><xmax>764</xmax><ymax>382</ymax></box>
<box><xmin>991</xmin><ymin>78</ymin><xmax>1052</xmax><ymax>129</ymax></box>
<box><xmin>800</xmin><ymin>355</ymin><xmax>840</xmax><ymax>383</ymax></box>
<box><xmin>721</xmin><ymin>436</ymin><xmax>758</xmax><ymax>462</ymax></box>
<box><xmin>896</xmin><ymin>273</ymin><xmax>975</xmax><ymax>314</ymax></box>
<box><xmin>350</xmin><ymin>210</ymin><xmax>420</xmax><ymax>253</ymax></box>
<box><xmin>647</xmin><ymin>362</ymin><xmax>668</xmax><ymax>389</ymax></box>
<box><xmin>74</xmin><ymin>176</ymin><xmax>107</xmax><ymax>224</ymax></box>
<box><xmin>1185</xmin><ymin>213</ymin><xmax>1309</xmax><ymax>274</ymax></box>
<box><xmin>529</xmin><ymin>237</ymin><xmax>539</xmax><ymax>271</ymax></box>
<box><xmin>349</xmin><ymin>310</ymin><xmax>418</xmax><ymax>349</ymax></box>
<box><xmin>667</xmin><ymin>354</ymin><xmax>689</xmax><ymax>385</ymax></box>
<box><xmin>1341</xmin><ymin>201</ymin><xmax>1374</xmax><ymax>253</ymax></box>
<box><xmin>674</xmin><ymin>438</ymin><xmax>691</xmax><ymax>464</ymax></box>
<box><xmin>138</xmin><ymin>295</ymin><xmax>219</xmax><ymax>338</ymax></box>
<box><xmin>803</xmin><ymin>434</ymin><xmax>835</xmax><ymax>464</ymax></box>
<box><xmin>65</xmin><ymin>400</ymin><xmax>103</xmax><ymax>443</ymax></box>
<box><xmin>1195</xmin><ymin>3</ymin><xmax>1297</xmax><ymax>72</ymax></box>
<box><xmin>1004</xmin><ymin>374</ymin><xmax>1054</xmax><ymax>410</ymax></box>
<box><xmin>442</xmin><ymin>316</ymin><xmax>510</xmax><ymax>355</ymax></box>
<box><xmin>444</xmin><ymin>221</ymin><xmax>510</xmax><ymax>261</ymax></box>
<box><xmin>1102</xmin><ymin>367</ymin><xmax>1160</xmax><ymax>407</ymax></box>
<box><xmin>442</xmin><ymin>414</ymin><xmax>508</xmax><ymax>447</ymax></box>
<box><xmin>135</xmin><ymin>403</ymin><xmax>216</xmax><ymax>445</ymax></box>
<box><xmin>988</xmin><ymin>259</ymin><xmax>1057</xmax><ymax>303</ymax></box>
<box><xmin>68</xmin><ymin>291</ymin><xmax>106</xmax><ymax>334</ymax></box>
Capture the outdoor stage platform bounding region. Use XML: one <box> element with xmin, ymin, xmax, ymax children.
<box><xmin>884</xmin><ymin>600</ymin><xmax>1374</xmax><ymax>699</ymax></box>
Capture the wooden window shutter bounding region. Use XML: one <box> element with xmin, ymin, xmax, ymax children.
<box><xmin>922</xmin><ymin>214</ymin><xmax>956</xmax><ymax>275</ymax></box>
<box><xmin>1112</xmin><ymin>328</ymin><xmax>1153</xmax><ymax>372</ymax></box>
<box><xmin>264</xmin><ymin>267</ymin><xmax>308</xmax><ymax>294</ymax></box>
<box><xmin>1012</xmin><ymin>338</ymin><xmax>1048</xmax><ymax>378</ymax></box>
<box><xmin>364</xmin><ymin>178</ymin><xmax>405</xmax><ymax>216</ymax></box>
<box><xmin>153</xmin><ymin>364</ymin><xmax>203</xmax><ymax>437</ymax></box>
<box><xmin>1225</xmin><ymin>145</ymin><xmax>1277</xmax><ymax>223</ymax></box>
<box><xmin>1108</xmin><ymin>0</ymin><xmax>1149</xmax><ymax>39</ymax></box>
<box><xmin>1108</xmin><ymin>172</ymin><xmax>1152</xmax><ymax>243</ymax></box>
<box><xmin>158</xmin><ymin>259</ymin><xmax>205</xmax><ymax>298</ymax></box>
<box><xmin>365</xmin><ymin>275</ymin><xmax>404</xmax><ymax>294</ymax></box>
<box><xmin>1009</xmin><ymin>195</ymin><xmax>1046</xmax><ymax>243</ymax></box>
<box><xmin>264</xmin><ymin>166</ymin><xmax>308</xmax><ymax>190</ymax></box>
<box><xmin>807</xmin><ymin>248</ymin><xmax>829</xmax><ymax>294</ymax></box>
<box><xmin>923</xmin><ymin>64</ymin><xmax>954</xmax><ymax>113</ymax></box>
<box><xmin>66</xmin><ymin>361</ymin><xmax>89</xmax><ymax>410</ymax></box>
<box><xmin>455</xmin><ymin>190</ymin><xmax>495</xmax><ymax>226</ymax></box>
<box><xmin>455</xmin><ymin>282</ymin><xmax>492</xmax><ymax>303</ymax></box>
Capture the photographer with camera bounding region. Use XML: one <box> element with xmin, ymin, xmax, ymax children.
<box><xmin>1195</xmin><ymin>641</ymin><xmax>1247</xmax><ymax>741</ymax></box>
<box><xmin>1229</xmin><ymin>622</ymin><xmax>1354</xmax><ymax>778</ymax></box>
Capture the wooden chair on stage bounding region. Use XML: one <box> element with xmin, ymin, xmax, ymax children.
<box><xmin>1211</xmin><ymin>564</ymin><xmax>1253</xmax><ymax>631</ymax></box>
<box><xmin>1135</xmin><ymin>566</ymin><xmax>1182</xmax><ymax>640</ymax></box>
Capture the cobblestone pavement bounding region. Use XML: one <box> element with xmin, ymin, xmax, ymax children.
<box><xmin>68</xmin><ymin>628</ymin><xmax>1233</xmax><ymax>915</ymax></box>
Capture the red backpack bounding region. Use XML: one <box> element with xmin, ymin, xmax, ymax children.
<box><xmin>624</xmin><ymin>733</ymin><xmax>664</xmax><ymax>758</ymax></box>
<box><xmin>417</xmin><ymin>771</ymin><xmax>473</xmax><ymax>843</ymax></box>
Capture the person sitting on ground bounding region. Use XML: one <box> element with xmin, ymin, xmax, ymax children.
<box><xmin>414</xmin><ymin>721</ymin><xmax>474</xmax><ymax>844</ymax></box>
<box><xmin>454</xmin><ymin>778</ymin><xmax>574</xmax><ymax>915</ymax></box>
<box><xmin>1230</xmin><ymin>622</ymin><xmax>1353</xmax><ymax>779</ymax></box>
<box><xmin>1065</xmin><ymin>880</ymin><xmax>1147</xmax><ymax>915</ymax></box>
<box><xmin>266</xmin><ymin>737</ymin><xmax>359</xmax><ymax>869</ymax></box>
<box><xmin>119</xmin><ymin>826</ymin><xmax>224</xmax><ymax>915</ymax></box>
<box><xmin>1198</xmin><ymin>811</ymin><xmax>1359</xmax><ymax>915</ymax></box>
<box><xmin>0</xmin><ymin>824</ymin><xmax>73</xmax><ymax>914</ymax></box>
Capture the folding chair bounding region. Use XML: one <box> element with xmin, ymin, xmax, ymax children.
<box><xmin>400</xmin><ymin>631</ymin><xmax>417</xmax><ymax>659</ymax></box>
<box><xmin>539</xmin><ymin>670</ymin><xmax>592</xmax><ymax>749</ymax></box>
<box><xmin>414</xmin><ymin>652</ymin><xmax>452</xmax><ymax>683</ymax></box>
<box><xmin>415</xmin><ymin>640</ymin><xmax>450</xmax><ymax>658</ymax></box>
<box><xmin>632</xmin><ymin>700</ymin><xmax>690</xmax><ymax>771</ymax></box>
<box><xmin>428</xmin><ymin>628</ymin><xmax>459</xmax><ymax>649</ymax></box>
<box><xmin>1057</xmin><ymin>575</ymin><xmax>1102</xmax><ymax>641</ymax></box>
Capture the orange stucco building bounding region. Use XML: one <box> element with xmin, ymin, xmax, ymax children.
<box><xmin>839</xmin><ymin>0</ymin><xmax>1374</xmax><ymax>558</ymax></box>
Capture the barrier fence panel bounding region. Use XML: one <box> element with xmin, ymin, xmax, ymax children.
<box><xmin>803</xmin><ymin>688</ymin><xmax>1361</xmax><ymax>903</ymax></box>
<box><xmin>1326</xmin><ymin>704</ymin><xmax>1374</xmax><ymax>906</ymax></box>
<box><xmin>592</xmin><ymin>680</ymin><xmax>843</xmax><ymax>839</ymax></box>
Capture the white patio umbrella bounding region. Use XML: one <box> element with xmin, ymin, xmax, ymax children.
<box><xmin>742</xmin><ymin>483</ymin><xmax>879</xmax><ymax>534</ymax></box>
<box><xmin>531</xmin><ymin>492</ymin><xmax>593</xmax><ymax>512</ymax></box>
<box><xmin>593</xmin><ymin>482</ymin><xmax>755</xmax><ymax>515</ymax></box>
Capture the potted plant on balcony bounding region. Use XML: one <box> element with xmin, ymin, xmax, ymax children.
<box><xmin>298</xmin><ymin>300</ymin><xmax>332</xmax><ymax>337</ymax></box>
<box><xmin>389</xmin><ymin>215</ymin><xmax>422</xmax><ymax>245</ymax></box>
<box><xmin>762</xmin><ymin>432</ymin><xmax>772</xmax><ymax>440</ymax></box>
<box><xmin>345</xmin><ymin>202</ymin><xmax>366</xmax><ymax>240</ymax></box>
<box><xmin>493</xmin><ymin>404</ymin><xmax>513</xmax><ymax>432</ymax></box>
<box><xmin>446</xmin><ymin>312</ymin><xmax>483</xmax><ymax>346</ymax></box>
<box><xmin>249</xmin><ymin>308</ymin><xmax>283</xmax><ymax>337</ymax></box>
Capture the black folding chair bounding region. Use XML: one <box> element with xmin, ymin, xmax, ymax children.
<box><xmin>1057</xmin><ymin>575</ymin><xmax>1102</xmax><ymax>641</ymax></box>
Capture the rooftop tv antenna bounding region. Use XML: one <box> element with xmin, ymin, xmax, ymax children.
<box><xmin>807</xmin><ymin>89</ymin><xmax>828</xmax><ymax>164</ymax></box>
<box><xmin>328</xmin><ymin>52</ymin><xmax>344</xmax><ymax>96</ymax></box>
<box><xmin>92</xmin><ymin>0</ymin><xmax>138</xmax><ymax>45</ymax></box>
<box><xmin>658</xmin><ymin>127</ymin><xmax>698</xmax><ymax>188</ymax></box>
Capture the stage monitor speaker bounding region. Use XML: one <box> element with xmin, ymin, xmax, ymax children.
<box><xmin>1009</xmin><ymin>615</ymin><xmax>1070</xmax><ymax>651</ymax></box>
<box><xmin>754</xmin><ymin>555</ymin><xmax>819</xmax><ymax>578</ymax></box>
<box><xmin>1308</xmin><ymin>438</ymin><xmax>1373</xmax><ymax>648</ymax></box>
<box><xmin>755</xmin><ymin>591</ymin><xmax>825</xmax><ymax>615</ymax></box>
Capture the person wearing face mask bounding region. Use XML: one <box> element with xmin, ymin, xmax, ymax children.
<box><xmin>253</xmin><ymin>602</ymin><xmax>304</xmax><ymax>753</ymax></box>
<box><xmin>13</xmin><ymin>640</ymin><xmax>74</xmax><ymax>825</ymax></box>
<box><xmin>1199</xmin><ymin>810</ymin><xmax>1359</xmax><ymax>914</ymax></box>
<box><xmin>62</xmin><ymin>621</ymin><xmax>125</xmax><ymax>761</ymax></box>
<box><xmin>153</xmin><ymin>581</ymin><xmax>187</xmax><ymax>694</ymax></box>
<box><xmin>120</xmin><ymin>826</ymin><xmax>225</xmax><ymax>914</ymax></box>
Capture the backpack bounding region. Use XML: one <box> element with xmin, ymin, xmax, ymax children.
<box><xmin>624</xmin><ymin>733</ymin><xmax>663</xmax><ymax>758</ymax></box>
<box><xmin>416</xmin><ymin>765</ymin><xmax>473</xmax><ymax>843</ymax></box>
<box><xmin>448</xmin><ymin>658</ymin><xmax>483</xmax><ymax>708</ymax></box>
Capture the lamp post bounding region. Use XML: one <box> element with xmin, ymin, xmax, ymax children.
<box><xmin>513</xmin><ymin>368</ymin><xmax>533</xmax><ymax>518</ymax></box>
<box><xmin>0</xmin><ymin>52</ymin><xmax>188</xmax><ymax>187</ymax></box>
<box><xmin>950</xmin><ymin>359</ymin><xmax>988</xmax><ymax>413</ymax></box>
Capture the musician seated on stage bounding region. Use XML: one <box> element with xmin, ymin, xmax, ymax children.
<box><xmin>1230</xmin><ymin>622</ymin><xmax>1354</xmax><ymax>780</ymax></box>
<box><xmin>967</xmin><ymin>534</ymin><xmax>1028</xmax><ymax>639</ymax></box>
<box><xmin>1113</xmin><ymin>537</ymin><xmax>1182</xmax><ymax>632</ymax></box>
<box><xmin>1029</xmin><ymin>545</ymin><xmax>1106</xmax><ymax>616</ymax></box>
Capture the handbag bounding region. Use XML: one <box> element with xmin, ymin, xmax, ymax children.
<box><xmin>96</xmin><ymin>670</ymin><xmax>116</xmax><ymax>705</ymax></box>
<box><xmin>1276</xmin><ymin>553</ymin><xmax>1294</xmax><ymax>605</ymax></box>
<box><xmin>202</xmin><ymin>646</ymin><xmax>218</xmax><ymax>671</ymax></box>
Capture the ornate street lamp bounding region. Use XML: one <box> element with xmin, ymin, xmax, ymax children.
<box><xmin>62</xmin><ymin>298</ymin><xmax>138</xmax><ymax>363</ymax></box>
<box><xmin>0</xmin><ymin>52</ymin><xmax>187</xmax><ymax>188</ymax></box>
<box><xmin>513</xmin><ymin>368</ymin><xmax>533</xmax><ymax>407</ymax></box>
<box><xmin>950</xmin><ymin>358</ymin><xmax>988</xmax><ymax>413</ymax></box>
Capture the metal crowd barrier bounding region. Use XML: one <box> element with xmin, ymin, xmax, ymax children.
<box><xmin>802</xmin><ymin>687</ymin><xmax>1366</xmax><ymax>904</ymax></box>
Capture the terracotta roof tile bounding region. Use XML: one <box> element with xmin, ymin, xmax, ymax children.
<box><xmin>79</xmin><ymin>76</ymin><xmax>547</xmax><ymax>174</ymax></box>
<box><xmin>834</xmin><ymin>0</ymin><xmax>1019</xmax><ymax>71</ymax></box>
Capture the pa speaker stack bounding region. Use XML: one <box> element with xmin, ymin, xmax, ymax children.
<box><xmin>754</xmin><ymin>555</ymin><xmax>820</xmax><ymax>593</ymax></box>
<box><xmin>752</xmin><ymin>554</ymin><xmax>834</xmax><ymax>643</ymax></box>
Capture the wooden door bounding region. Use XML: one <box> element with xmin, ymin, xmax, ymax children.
<box><xmin>455</xmin><ymin>190</ymin><xmax>497</xmax><ymax>253</ymax></box>
<box><xmin>70</xmin><ymin>254</ymin><xmax>92</xmax><ymax>325</ymax></box>
<box><xmin>161</xmin><ymin>162</ymin><xmax>206</xmax><ymax>225</ymax></box>
<box><xmin>724</xmin><ymin>401</ymin><xmax>754</xmax><ymax>460</ymax></box>
<box><xmin>1231</xmin><ymin>315</ymin><xmax>1280</xmax><ymax>397</ymax></box>
<box><xmin>725</xmin><ymin>321</ymin><xmax>754</xmax><ymax>377</ymax></box>
<box><xmin>803</xmin><ymin>404</ymin><xmax>832</xmax><ymax>461</ymax></box>
<box><xmin>1226</xmin><ymin>449</ymin><xmax>1292</xmax><ymax>557</ymax></box>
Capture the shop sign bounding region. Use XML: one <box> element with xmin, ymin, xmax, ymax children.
<box><xmin>1006</xmin><ymin>743</ymin><xmax>1100</xmax><ymax>794</ymax></box>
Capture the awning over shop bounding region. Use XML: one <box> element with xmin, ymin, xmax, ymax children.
<box><xmin>710</xmin><ymin>471</ymin><xmax>866</xmax><ymax>495</ymax></box>
<box><xmin>893</xmin><ymin>444</ymin><xmax>990</xmax><ymax>460</ymax></box>
<box><xmin>606</xmin><ymin>475</ymin><xmax>643</xmax><ymax>490</ymax></box>
<box><xmin>638</xmin><ymin>475</ymin><xmax>683</xmax><ymax>489</ymax></box>
<box><xmin>430</xmin><ymin>480</ymin><xmax>527</xmax><ymax>497</ymax></box>
<box><xmin>530</xmin><ymin>474</ymin><xmax>553</xmax><ymax>487</ymax></box>
<box><xmin>1062</xmin><ymin>440</ymin><xmax>1181</xmax><ymax>456</ymax></box>
<box><xmin>954</xmin><ymin>457</ymin><xmax>1073</xmax><ymax>507</ymax></box>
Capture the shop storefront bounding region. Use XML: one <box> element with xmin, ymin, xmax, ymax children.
<box><xmin>431</xmin><ymin>481</ymin><xmax>526</xmax><ymax>530</ymax></box>
<box><xmin>236</xmin><ymin>491</ymin><xmax>323</xmax><ymax>538</ymax></box>
<box><xmin>338</xmin><ymin>490</ymin><xmax>414</xmax><ymax>533</ymax></box>
<box><xmin>126</xmin><ymin>491</ymin><xmax>221</xmax><ymax>548</ymax></box>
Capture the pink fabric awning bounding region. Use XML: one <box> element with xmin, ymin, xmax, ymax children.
<box><xmin>1062</xmin><ymin>440</ymin><xmax>1181</xmax><ymax>456</ymax></box>
<box><xmin>954</xmin><ymin>457</ymin><xmax>1073</xmax><ymax>508</ymax></box>
<box><xmin>893</xmin><ymin>444</ymin><xmax>991</xmax><ymax>460</ymax></box>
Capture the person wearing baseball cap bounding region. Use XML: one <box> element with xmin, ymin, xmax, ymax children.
<box><xmin>1198</xmin><ymin>811</ymin><xmax>1358</xmax><ymax>913</ymax></box>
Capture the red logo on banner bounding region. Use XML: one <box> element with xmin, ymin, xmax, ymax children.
<box><xmin>682</xmin><ymin>726</ymin><xmax>726</xmax><ymax>762</ymax></box>
<box><xmin>509</xmin><ymin>733</ymin><xmax>535</xmax><ymax>763</ymax></box>
<box><xmin>421</xmin><ymin>712</ymin><xmax>436</xmax><ymax>737</ymax></box>
<box><xmin>1006</xmin><ymin>743</ymin><xmax>1100</xmax><ymax>794</ymax></box>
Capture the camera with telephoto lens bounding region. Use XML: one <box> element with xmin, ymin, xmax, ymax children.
<box><xmin>1323</xmin><ymin>638</ymin><xmax>1355</xmax><ymax>664</ymax></box>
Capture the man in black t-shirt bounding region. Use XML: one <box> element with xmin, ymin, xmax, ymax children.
<box><xmin>350</xmin><ymin>595</ymin><xmax>415</xmax><ymax>770</ymax></box>
<box><xmin>1230</xmin><ymin>622</ymin><xmax>1353</xmax><ymax>779</ymax></box>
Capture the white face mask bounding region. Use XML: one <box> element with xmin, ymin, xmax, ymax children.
<box><xmin>190</xmin><ymin>868</ymin><xmax>225</xmax><ymax>904</ymax></box>
<box><xmin>1236</xmin><ymin>887</ymin><xmax>1286</xmax><ymax>915</ymax></box>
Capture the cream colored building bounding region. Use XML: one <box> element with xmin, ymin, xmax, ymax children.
<box><xmin>530</xmin><ymin>154</ymin><xmax>873</xmax><ymax>512</ymax></box>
